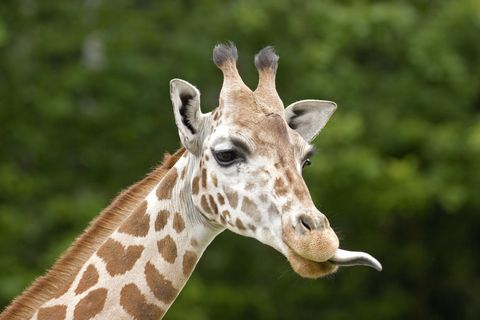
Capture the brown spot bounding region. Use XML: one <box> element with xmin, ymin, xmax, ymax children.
<box><xmin>259</xmin><ymin>193</ymin><xmax>269</xmax><ymax>202</ymax></box>
<box><xmin>268</xmin><ymin>203</ymin><xmax>280</xmax><ymax>215</ymax></box>
<box><xmin>200</xmin><ymin>195</ymin><xmax>212</xmax><ymax>214</ymax></box>
<box><xmin>274</xmin><ymin>177</ymin><xmax>288</xmax><ymax>196</ymax></box>
<box><xmin>180</xmin><ymin>166</ymin><xmax>187</xmax><ymax>180</ymax></box>
<box><xmin>120</xmin><ymin>283</ymin><xmax>164</xmax><ymax>320</ymax></box>
<box><xmin>286</xmin><ymin>169</ymin><xmax>294</xmax><ymax>184</ymax></box>
<box><xmin>248</xmin><ymin>224</ymin><xmax>257</xmax><ymax>232</ymax></box>
<box><xmin>173</xmin><ymin>212</ymin><xmax>185</xmax><ymax>233</ymax></box>
<box><xmin>220</xmin><ymin>215</ymin><xmax>226</xmax><ymax>224</ymax></box>
<box><xmin>208</xmin><ymin>195</ymin><xmax>218</xmax><ymax>214</ymax></box>
<box><xmin>282</xmin><ymin>200</ymin><xmax>293</xmax><ymax>213</ymax></box>
<box><xmin>118</xmin><ymin>201</ymin><xmax>150</xmax><ymax>237</ymax></box>
<box><xmin>294</xmin><ymin>187</ymin><xmax>306</xmax><ymax>201</ymax></box>
<box><xmin>156</xmin><ymin>168</ymin><xmax>178</xmax><ymax>200</ymax></box>
<box><xmin>201</xmin><ymin>168</ymin><xmax>207</xmax><ymax>188</ymax></box>
<box><xmin>225</xmin><ymin>190</ymin><xmax>238</xmax><ymax>209</ymax></box>
<box><xmin>97</xmin><ymin>239</ymin><xmax>144</xmax><ymax>276</ymax></box>
<box><xmin>182</xmin><ymin>251</ymin><xmax>198</xmax><ymax>276</ymax></box>
<box><xmin>75</xmin><ymin>264</ymin><xmax>99</xmax><ymax>295</ymax></box>
<box><xmin>157</xmin><ymin>235</ymin><xmax>177</xmax><ymax>263</ymax></box>
<box><xmin>235</xmin><ymin>218</ymin><xmax>246</xmax><ymax>230</ymax></box>
<box><xmin>145</xmin><ymin>262</ymin><xmax>178</xmax><ymax>305</ymax></box>
<box><xmin>211</xmin><ymin>174</ymin><xmax>218</xmax><ymax>187</ymax></box>
<box><xmin>192</xmin><ymin>176</ymin><xmax>200</xmax><ymax>195</ymax></box>
<box><xmin>205</xmin><ymin>155</ymin><xmax>210</xmax><ymax>161</ymax></box>
<box><xmin>155</xmin><ymin>210</ymin><xmax>169</xmax><ymax>231</ymax></box>
<box><xmin>241</xmin><ymin>197</ymin><xmax>260</xmax><ymax>220</ymax></box>
<box><xmin>222</xmin><ymin>210</ymin><xmax>230</xmax><ymax>218</ymax></box>
<box><xmin>38</xmin><ymin>305</ymin><xmax>67</xmax><ymax>320</ymax></box>
<box><xmin>190</xmin><ymin>238</ymin><xmax>198</xmax><ymax>247</ymax></box>
<box><xmin>73</xmin><ymin>288</ymin><xmax>107</xmax><ymax>320</ymax></box>
<box><xmin>217</xmin><ymin>193</ymin><xmax>225</xmax><ymax>205</ymax></box>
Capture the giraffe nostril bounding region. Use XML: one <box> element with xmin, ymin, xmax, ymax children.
<box><xmin>297</xmin><ymin>214</ymin><xmax>331</xmax><ymax>233</ymax></box>
<box><xmin>298</xmin><ymin>215</ymin><xmax>315</xmax><ymax>232</ymax></box>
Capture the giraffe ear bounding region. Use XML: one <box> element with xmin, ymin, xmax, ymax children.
<box><xmin>170</xmin><ymin>79</ymin><xmax>210</xmax><ymax>155</ymax></box>
<box><xmin>285</xmin><ymin>100</ymin><xmax>337</xmax><ymax>142</ymax></box>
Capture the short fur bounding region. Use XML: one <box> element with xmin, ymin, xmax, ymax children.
<box><xmin>0</xmin><ymin>148</ymin><xmax>186</xmax><ymax>320</ymax></box>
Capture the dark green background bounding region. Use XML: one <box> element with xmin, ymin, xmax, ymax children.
<box><xmin>1</xmin><ymin>0</ymin><xmax>479</xmax><ymax>319</ymax></box>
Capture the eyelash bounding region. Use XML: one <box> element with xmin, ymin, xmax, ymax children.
<box><xmin>302</xmin><ymin>148</ymin><xmax>316</xmax><ymax>169</ymax></box>
<box><xmin>302</xmin><ymin>158</ymin><xmax>312</xmax><ymax>169</ymax></box>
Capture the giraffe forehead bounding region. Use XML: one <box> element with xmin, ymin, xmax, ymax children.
<box><xmin>211</xmin><ymin>114</ymin><xmax>307</xmax><ymax>162</ymax></box>
<box><xmin>219</xmin><ymin>80</ymin><xmax>284</xmax><ymax>113</ymax></box>
<box><xmin>214</xmin><ymin>110</ymin><xmax>287</xmax><ymax>145</ymax></box>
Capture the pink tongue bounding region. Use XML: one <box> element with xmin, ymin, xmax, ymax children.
<box><xmin>329</xmin><ymin>249</ymin><xmax>382</xmax><ymax>271</ymax></box>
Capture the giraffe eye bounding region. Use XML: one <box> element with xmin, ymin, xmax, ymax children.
<box><xmin>302</xmin><ymin>158</ymin><xmax>312</xmax><ymax>169</ymax></box>
<box><xmin>213</xmin><ymin>149</ymin><xmax>243</xmax><ymax>167</ymax></box>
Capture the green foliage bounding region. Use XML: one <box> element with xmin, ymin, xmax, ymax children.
<box><xmin>1</xmin><ymin>0</ymin><xmax>479</xmax><ymax>319</ymax></box>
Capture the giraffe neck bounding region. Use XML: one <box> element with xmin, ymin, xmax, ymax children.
<box><xmin>32</xmin><ymin>152</ymin><xmax>224</xmax><ymax>320</ymax></box>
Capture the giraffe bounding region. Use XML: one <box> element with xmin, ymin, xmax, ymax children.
<box><xmin>0</xmin><ymin>43</ymin><xmax>382</xmax><ymax>320</ymax></box>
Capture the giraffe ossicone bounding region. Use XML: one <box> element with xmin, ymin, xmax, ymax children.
<box><xmin>1</xmin><ymin>43</ymin><xmax>381</xmax><ymax>320</ymax></box>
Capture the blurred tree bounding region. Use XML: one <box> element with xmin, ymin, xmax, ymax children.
<box><xmin>0</xmin><ymin>0</ymin><xmax>479</xmax><ymax>319</ymax></box>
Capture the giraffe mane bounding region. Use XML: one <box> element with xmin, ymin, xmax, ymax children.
<box><xmin>0</xmin><ymin>147</ymin><xmax>186</xmax><ymax>320</ymax></box>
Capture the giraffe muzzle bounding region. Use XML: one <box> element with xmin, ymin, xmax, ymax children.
<box><xmin>283</xmin><ymin>213</ymin><xmax>339</xmax><ymax>263</ymax></box>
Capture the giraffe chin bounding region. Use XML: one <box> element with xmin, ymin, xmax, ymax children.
<box><xmin>286</xmin><ymin>249</ymin><xmax>339</xmax><ymax>279</ymax></box>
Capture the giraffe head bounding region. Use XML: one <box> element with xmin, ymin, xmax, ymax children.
<box><xmin>169</xmin><ymin>43</ymin><xmax>381</xmax><ymax>279</ymax></box>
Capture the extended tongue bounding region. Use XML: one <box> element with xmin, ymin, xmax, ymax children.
<box><xmin>330</xmin><ymin>249</ymin><xmax>382</xmax><ymax>271</ymax></box>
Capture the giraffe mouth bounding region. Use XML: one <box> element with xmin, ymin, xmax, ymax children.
<box><xmin>286</xmin><ymin>249</ymin><xmax>338</xmax><ymax>279</ymax></box>
<box><xmin>286</xmin><ymin>248</ymin><xmax>382</xmax><ymax>279</ymax></box>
